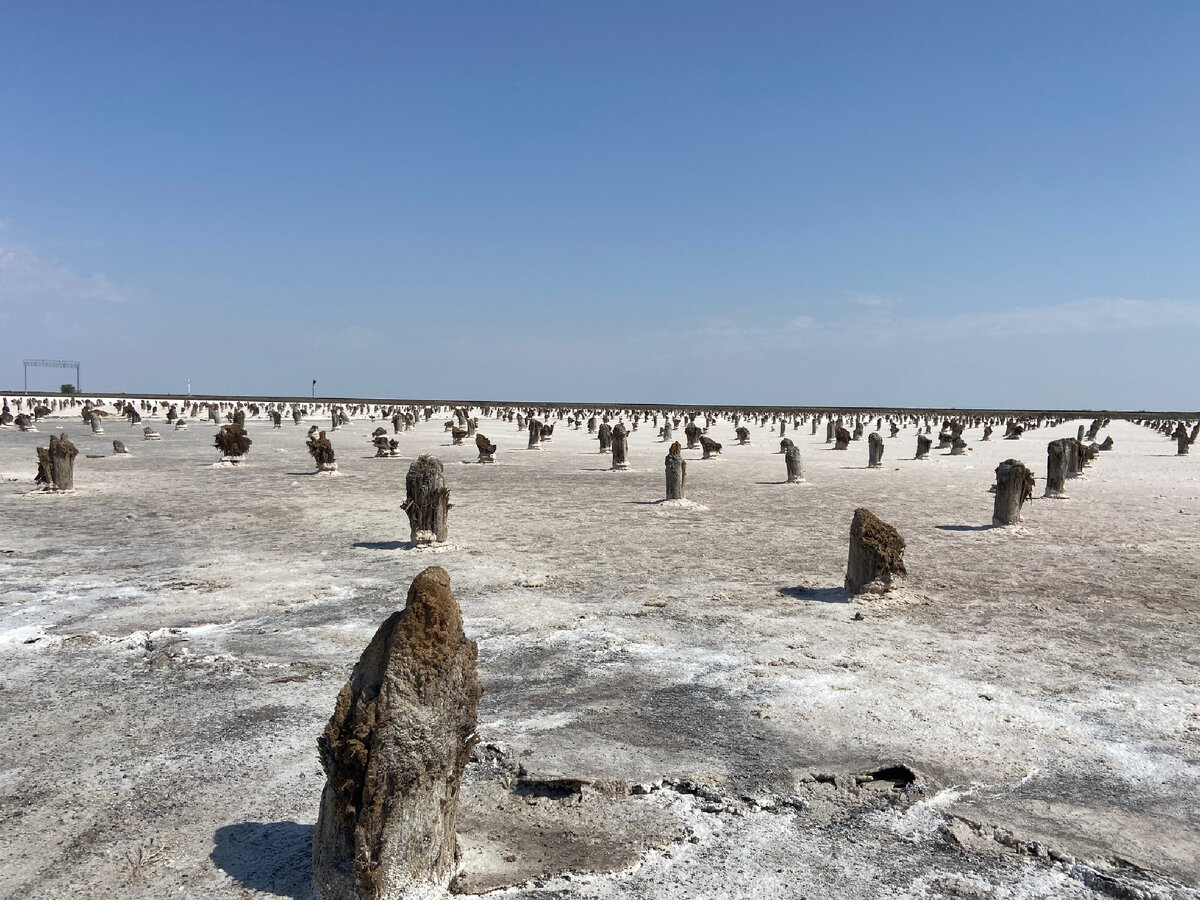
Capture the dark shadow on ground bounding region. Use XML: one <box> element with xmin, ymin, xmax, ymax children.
<box><xmin>779</xmin><ymin>586</ymin><xmax>848</xmax><ymax>604</ymax></box>
<box><xmin>935</xmin><ymin>524</ymin><xmax>996</xmax><ymax>532</ymax></box>
<box><xmin>353</xmin><ymin>540</ymin><xmax>409</xmax><ymax>550</ymax></box>
<box><xmin>211</xmin><ymin>821</ymin><xmax>313</xmax><ymax>900</ymax></box>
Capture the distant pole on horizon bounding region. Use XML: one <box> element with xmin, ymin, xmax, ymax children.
<box><xmin>312</xmin><ymin>379</ymin><xmax>317</xmax><ymax>399</ymax></box>
<box><xmin>187</xmin><ymin>379</ymin><xmax>191</xmax><ymax>396</ymax></box>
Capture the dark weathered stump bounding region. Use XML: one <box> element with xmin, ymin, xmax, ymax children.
<box><xmin>785</xmin><ymin>445</ymin><xmax>804</xmax><ymax>483</ymax></box>
<box><xmin>1099</xmin><ymin>436</ymin><xmax>1114</xmax><ymax>451</ymax></box>
<box><xmin>951</xmin><ymin>437</ymin><xmax>968</xmax><ymax>456</ymax></box>
<box><xmin>36</xmin><ymin>432</ymin><xmax>78</xmax><ymax>491</ymax></box>
<box><xmin>112</xmin><ymin>440</ymin><xmax>128</xmax><ymax>455</ymax></box>
<box><xmin>294</xmin><ymin>408</ymin><xmax>304</xmax><ymax>425</ymax></box>
<box><xmin>451</xmin><ymin>427</ymin><xmax>467</xmax><ymax>445</ymax></box>
<box><xmin>665</xmin><ymin>442</ymin><xmax>686</xmax><ymax>500</ymax></box>
<box><xmin>826</xmin><ymin>420</ymin><xmax>835</xmax><ymax>443</ymax></box>
<box><xmin>845</xmin><ymin>508</ymin><xmax>906</xmax><ymax>596</ymax></box>
<box><xmin>1067</xmin><ymin>438</ymin><xmax>1083</xmax><ymax>477</ymax></box>
<box><xmin>15</xmin><ymin>414</ymin><xmax>34</xmax><ymax>432</ymax></box>
<box><xmin>1175</xmin><ymin>423</ymin><xmax>1193</xmax><ymax>455</ymax></box>
<box><xmin>214</xmin><ymin>423</ymin><xmax>252</xmax><ymax>462</ymax></box>
<box><xmin>307</xmin><ymin>430</ymin><xmax>337</xmax><ymax>472</ymax></box>
<box><xmin>270</xmin><ymin>411</ymin><xmax>282</xmax><ymax>428</ymax></box>
<box><xmin>661</xmin><ymin>421</ymin><xmax>672</xmax><ymax>443</ymax></box>
<box><xmin>779</xmin><ymin>437</ymin><xmax>794</xmax><ymax>454</ymax></box>
<box><xmin>700</xmin><ymin>435</ymin><xmax>722</xmax><ymax>459</ymax></box>
<box><xmin>867</xmin><ymin>432</ymin><xmax>884</xmax><ymax>468</ymax></box>
<box><xmin>611</xmin><ymin>424</ymin><xmax>630</xmax><ymax>470</ymax></box>
<box><xmin>736</xmin><ymin>426</ymin><xmax>750</xmax><ymax>445</ymax></box>
<box><xmin>402</xmin><ymin>456</ymin><xmax>451</xmax><ymax>544</ymax></box>
<box><xmin>597</xmin><ymin>422</ymin><xmax>612</xmax><ymax>452</ymax></box>
<box><xmin>684</xmin><ymin>423</ymin><xmax>701</xmax><ymax>450</ymax></box>
<box><xmin>915</xmin><ymin>434</ymin><xmax>931</xmax><ymax>459</ymax></box>
<box><xmin>889</xmin><ymin>422</ymin><xmax>899</xmax><ymax>438</ymax></box>
<box><xmin>982</xmin><ymin>425</ymin><xmax>993</xmax><ymax>441</ymax></box>
<box><xmin>313</xmin><ymin>566</ymin><xmax>482</xmax><ymax>900</ymax></box>
<box><xmin>993</xmin><ymin>459</ymin><xmax>1035</xmax><ymax>526</ymax></box>
<box><xmin>89</xmin><ymin>412</ymin><xmax>104</xmax><ymax>435</ymax></box>
<box><xmin>526</xmin><ymin>419</ymin><xmax>541</xmax><ymax>449</ymax></box>
<box><xmin>475</xmin><ymin>433</ymin><xmax>496</xmax><ymax>463</ymax></box>
<box><xmin>834</xmin><ymin>427</ymin><xmax>851</xmax><ymax>451</ymax></box>
<box><xmin>1045</xmin><ymin>439</ymin><xmax>1070</xmax><ymax>498</ymax></box>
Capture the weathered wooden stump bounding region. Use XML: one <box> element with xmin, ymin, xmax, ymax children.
<box><xmin>845</xmin><ymin>508</ymin><xmax>906</xmax><ymax>596</ymax></box>
<box><xmin>982</xmin><ymin>425</ymin><xmax>993</xmax><ymax>441</ymax></box>
<box><xmin>526</xmin><ymin>418</ymin><xmax>541</xmax><ymax>450</ymax></box>
<box><xmin>611</xmin><ymin>424</ymin><xmax>630</xmax><ymax>470</ymax></box>
<box><xmin>834</xmin><ymin>426</ymin><xmax>851</xmax><ymax>450</ymax></box>
<box><xmin>852</xmin><ymin>422</ymin><xmax>864</xmax><ymax>441</ymax></box>
<box><xmin>294</xmin><ymin>408</ymin><xmax>304</xmax><ymax>425</ymax></box>
<box><xmin>889</xmin><ymin>422</ymin><xmax>899</xmax><ymax>438</ymax></box>
<box><xmin>665</xmin><ymin>442</ymin><xmax>686</xmax><ymax>500</ymax></box>
<box><xmin>867</xmin><ymin>432</ymin><xmax>884</xmax><ymax>468</ymax></box>
<box><xmin>736</xmin><ymin>426</ymin><xmax>750</xmax><ymax>445</ymax></box>
<box><xmin>270</xmin><ymin>411</ymin><xmax>282</xmax><ymax>428</ymax></box>
<box><xmin>112</xmin><ymin>440</ymin><xmax>128</xmax><ymax>455</ymax></box>
<box><xmin>1045</xmin><ymin>439</ymin><xmax>1070</xmax><ymax>498</ymax></box>
<box><xmin>700</xmin><ymin>435</ymin><xmax>722</xmax><ymax>459</ymax></box>
<box><xmin>214</xmin><ymin>423</ymin><xmax>252</xmax><ymax>462</ymax></box>
<box><xmin>89</xmin><ymin>412</ymin><xmax>104</xmax><ymax>435</ymax></box>
<box><xmin>174</xmin><ymin>419</ymin><xmax>188</xmax><ymax>431</ymax></box>
<box><xmin>1174</xmin><ymin>423</ymin><xmax>1194</xmax><ymax>455</ymax></box>
<box><xmin>684</xmin><ymin>423</ymin><xmax>701</xmax><ymax>450</ymax></box>
<box><xmin>402</xmin><ymin>456</ymin><xmax>451</xmax><ymax>544</ymax></box>
<box><xmin>661</xmin><ymin>420</ymin><xmax>673</xmax><ymax>443</ymax></box>
<box><xmin>35</xmin><ymin>432</ymin><xmax>78</xmax><ymax>491</ymax></box>
<box><xmin>308</xmin><ymin>430</ymin><xmax>337</xmax><ymax>472</ymax></box>
<box><xmin>826</xmin><ymin>420</ymin><xmax>835</xmax><ymax>443</ymax></box>
<box><xmin>373</xmin><ymin>435</ymin><xmax>400</xmax><ymax>457</ymax></box>
<box><xmin>597</xmin><ymin>422</ymin><xmax>612</xmax><ymax>452</ymax></box>
<box><xmin>15</xmin><ymin>414</ymin><xmax>34</xmax><ymax>432</ymax></box>
<box><xmin>451</xmin><ymin>427</ymin><xmax>467</xmax><ymax>445</ymax></box>
<box><xmin>540</xmin><ymin>422</ymin><xmax>554</xmax><ymax>442</ymax></box>
<box><xmin>475</xmin><ymin>433</ymin><xmax>496</xmax><ymax>463</ymax></box>
<box><xmin>143</xmin><ymin>426</ymin><xmax>162</xmax><ymax>441</ymax></box>
<box><xmin>785</xmin><ymin>444</ymin><xmax>804</xmax><ymax>483</ymax></box>
<box><xmin>993</xmin><ymin>459</ymin><xmax>1035</xmax><ymax>526</ymax></box>
<box><xmin>1067</xmin><ymin>438</ymin><xmax>1084</xmax><ymax>477</ymax></box>
<box><xmin>915</xmin><ymin>434</ymin><xmax>931</xmax><ymax>459</ymax></box>
<box><xmin>1099</xmin><ymin>436</ymin><xmax>1114</xmax><ymax>451</ymax></box>
<box><xmin>779</xmin><ymin>437</ymin><xmax>795</xmax><ymax>454</ymax></box>
<box><xmin>951</xmin><ymin>437</ymin><xmax>969</xmax><ymax>456</ymax></box>
<box><xmin>313</xmin><ymin>566</ymin><xmax>482</xmax><ymax>900</ymax></box>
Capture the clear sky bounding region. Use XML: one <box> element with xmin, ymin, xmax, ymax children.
<box><xmin>2</xmin><ymin>2</ymin><xmax>1198</xmax><ymax>409</ymax></box>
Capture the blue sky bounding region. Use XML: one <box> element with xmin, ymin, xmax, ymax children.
<box><xmin>2</xmin><ymin>2</ymin><xmax>1198</xmax><ymax>408</ymax></box>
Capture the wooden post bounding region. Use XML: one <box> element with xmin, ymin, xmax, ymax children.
<box><xmin>736</xmin><ymin>426</ymin><xmax>751</xmax><ymax>445</ymax></box>
<box><xmin>611</xmin><ymin>424</ymin><xmax>630</xmax><ymax>470</ymax></box>
<box><xmin>785</xmin><ymin>445</ymin><xmax>804</xmax><ymax>483</ymax></box>
<box><xmin>700</xmin><ymin>435</ymin><xmax>722</xmax><ymax>459</ymax></box>
<box><xmin>89</xmin><ymin>412</ymin><xmax>104</xmax><ymax>435</ymax></box>
<box><xmin>597</xmin><ymin>422</ymin><xmax>612</xmax><ymax>452</ymax></box>
<box><xmin>526</xmin><ymin>418</ymin><xmax>541</xmax><ymax>449</ymax></box>
<box><xmin>112</xmin><ymin>440</ymin><xmax>128</xmax><ymax>455</ymax></box>
<box><xmin>475</xmin><ymin>433</ymin><xmax>496</xmax><ymax>463</ymax></box>
<box><xmin>402</xmin><ymin>455</ymin><xmax>451</xmax><ymax>543</ymax></box>
<box><xmin>313</xmin><ymin>566</ymin><xmax>482</xmax><ymax>900</ymax></box>
<box><xmin>665</xmin><ymin>442</ymin><xmax>686</xmax><ymax>500</ymax></box>
<box><xmin>36</xmin><ymin>432</ymin><xmax>78</xmax><ymax>491</ymax></box>
<box><xmin>845</xmin><ymin>508</ymin><xmax>906</xmax><ymax>596</ymax></box>
<box><xmin>867</xmin><ymin>432</ymin><xmax>884</xmax><ymax>468</ymax></box>
<box><xmin>834</xmin><ymin>426</ymin><xmax>851</xmax><ymax>450</ymax></box>
<box><xmin>1045</xmin><ymin>439</ymin><xmax>1070</xmax><ymax>497</ymax></box>
<box><xmin>826</xmin><ymin>420</ymin><xmax>835</xmax><ymax>443</ymax></box>
<box><xmin>685</xmin><ymin>423</ymin><xmax>701</xmax><ymax>449</ymax></box>
<box><xmin>992</xmin><ymin>459</ymin><xmax>1035</xmax><ymax>526</ymax></box>
<box><xmin>951</xmin><ymin>437</ymin><xmax>969</xmax><ymax>456</ymax></box>
<box><xmin>915</xmin><ymin>434</ymin><xmax>931</xmax><ymax>459</ymax></box>
<box><xmin>1175</xmin><ymin>423</ymin><xmax>1193</xmax><ymax>455</ymax></box>
<box><xmin>307</xmin><ymin>430</ymin><xmax>337</xmax><ymax>472</ymax></box>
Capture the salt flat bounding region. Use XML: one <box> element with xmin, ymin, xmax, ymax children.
<box><xmin>1</xmin><ymin>404</ymin><xmax>1198</xmax><ymax>899</ymax></box>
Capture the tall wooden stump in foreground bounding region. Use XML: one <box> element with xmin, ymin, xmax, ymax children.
<box><xmin>665</xmin><ymin>442</ymin><xmax>686</xmax><ymax>500</ymax></box>
<box><xmin>35</xmin><ymin>432</ymin><xmax>78</xmax><ymax>491</ymax></box>
<box><xmin>845</xmin><ymin>508</ymin><xmax>906</xmax><ymax>596</ymax></box>
<box><xmin>785</xmin><ymin>444</ymin><xmax>804</xmax><ymax>483</ymax></box>
<box><xmin>1045</xmin><ymin>439</ymin><xmax>1070</xmax><ymax>498</ymax></box>
<box><xmin>915</xmin><ymin>434</ymin><xmax>931</xmax><ymax>459</ymax></box>
<box><xmin>993</xmin><ymin>459</ymin><xmax>1035</xmax><ymax>526</ymax></box>
<box><xmin>313</xmin><ymin>566</ymin><xmax>483</xmax><ymax>900</ymax></box>
<box><xmin>611</xmin><ymin>424</ymin><xmax>630</xmax><ymax>470</ymax></box>
<box><xmin>402</xmin><ymin>455</ymin><xmax>451</xmax><ymax>544</ymax></box>
<box><xmin>867</xmin><ymin>432</ymin><xmax>884</xmax><ymax>468</ymax></box>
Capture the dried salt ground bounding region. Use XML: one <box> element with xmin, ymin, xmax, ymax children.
<box><xmin>0</xmin><ymin>404</ymin><xmax>1198</xmax><ymax>899</ymax></box>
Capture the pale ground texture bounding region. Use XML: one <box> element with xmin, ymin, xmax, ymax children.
<box><xmin>1</xmin><ymin>402</ymin><xmax>1198</xmax><ymax>900</ymax></box>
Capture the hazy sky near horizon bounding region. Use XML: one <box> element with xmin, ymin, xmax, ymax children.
<box><xmin>2</xmin><ymin>2</ymin><xmax>1198</xmax><ymax>408</ymax></box>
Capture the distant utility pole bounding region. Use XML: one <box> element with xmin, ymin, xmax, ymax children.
<box><xmin>312</xmin><ymin>379</ymin><xmax>317</xmax><ymax>398</ymax></box>
<box><xmin>187</xmin><ymin>379</ymin><xmax>191</xmax><ymax>396</ymax></box>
